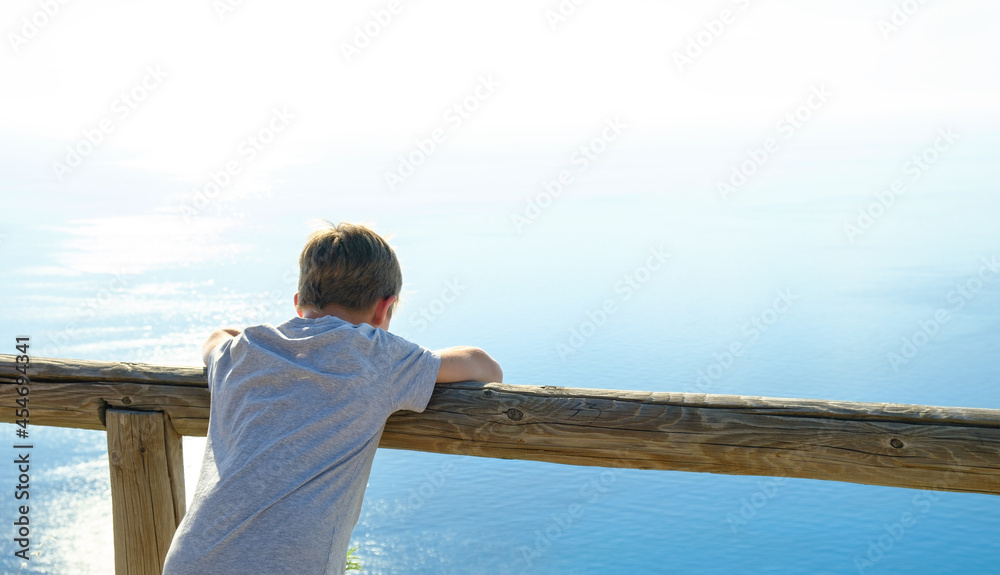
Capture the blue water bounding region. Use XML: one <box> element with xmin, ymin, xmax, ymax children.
<box><xmin>3</xmin><ymin>1</ymin><xmax>1000</xmax><ymax>567</ymax></box>
<box><xmin>2</xmin><ymin>127</ymin><xmax>999</xmax><ymax>574</ymax></box>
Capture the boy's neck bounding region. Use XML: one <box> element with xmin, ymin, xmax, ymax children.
<box><xmin>300</xmin><ymin>306</ymin><xmax>364</xmax><ymax>325</ymax></box>
<box><xmin>294</xmin><ymin>294</ymin><xmax>394</xmax><ymax>331</ymax></box>
<box><xmin>299</xmin><ymin>304</ymin><xmax>387</xmax><ymax>330</ymax></box>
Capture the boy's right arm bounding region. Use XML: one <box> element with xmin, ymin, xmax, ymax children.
<box><xmin>435</xmin><ymin>346</ymin><xmax>503</xmax><ymax>383</ymax></box>
<box><xmin>202</xmin><ymin>328</ymin><xmax>241</xmax><ymax>366</ymax></box>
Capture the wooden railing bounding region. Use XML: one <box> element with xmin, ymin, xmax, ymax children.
<box><xmin>2</xmin><ymin>355</ymin><xmax>999</xmax><ymax>573</ymax></box>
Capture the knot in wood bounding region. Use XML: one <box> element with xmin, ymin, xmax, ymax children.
<box><xmin>139</xmin><ymin>447</ymin><xmax>146</xmax><ymax>454</ymax></box>
<box><xmin>121</xmin><ymin>397</ymin><xmax>132</xmax><ymax>405</ymax></box>
<box><xmin>506</xmin><ymin>408</ymin><xmax>523</xmax><ymax>421</ymax></box>
<box><xmin>483</xmin><ymin>390</ymin><xmax>493</xmax><ymax>397</ymax></box>
<box><xmin>890</xmin><ymin>438</ymin><xmax>904</xmax><ymax>449</ymax></box>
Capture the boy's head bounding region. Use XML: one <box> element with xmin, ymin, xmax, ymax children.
<box><xmin>294</xmin><ymin>221</ymin><xmax>401</xmax><ymax>328</ymax></box>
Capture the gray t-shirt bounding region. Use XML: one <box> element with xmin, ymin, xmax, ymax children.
<box><xmin>162</xmin><ymin>315</ymin><xmax>440</xmax><ymax>575</ymax></box>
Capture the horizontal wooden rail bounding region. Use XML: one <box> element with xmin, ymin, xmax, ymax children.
<box><xmin>2</xmin><ymin>355</ymin><xmax>999</xmax><ymax>495</ymax></box>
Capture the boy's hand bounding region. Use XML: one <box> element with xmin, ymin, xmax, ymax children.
<box><xmin>436</xmin><ymin>346</ymin><xmax>503</xmax><ymax>384</ymax></box>
<box><xmin>202</xmin><ymin>328</ymin><xmax>242</xmax><ymax>366</ymax></box>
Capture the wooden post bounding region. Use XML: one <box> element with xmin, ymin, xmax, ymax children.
<box><xmin>106</xmin><ymin>409</ymin><xmax>186</xmax><ymax>575</ymax></box>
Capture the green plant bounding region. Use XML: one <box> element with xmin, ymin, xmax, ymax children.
<box><xmin>346</xmin><ymin>546</ymin><xmax>362</xmax><ymax>572</ymax></box>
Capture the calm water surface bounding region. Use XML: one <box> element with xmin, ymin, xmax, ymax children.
<box><xmin>1</xmin><ymin>138</ymin><xmax>999</xmax><ymax>574</ymax></box>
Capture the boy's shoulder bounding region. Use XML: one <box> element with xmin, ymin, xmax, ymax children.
<box><xmin>233</xmin><ymin>316</ymin><xmax>425</xmax><ymax>364</ymax></box>
<box><xmin>237</xmin><ymin>316</ymin><xmax>362</xmax><ymax>343</ymax></box>
<box><xmin>213</xmin><ymin>316</ymin><xmax>439</xmax><ymax>412</ymax></box>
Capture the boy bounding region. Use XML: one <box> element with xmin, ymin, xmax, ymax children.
<box><xmin>162</xmin><ymin>222</ymin><xmax>502</xmax><ymax>575</ymax></box>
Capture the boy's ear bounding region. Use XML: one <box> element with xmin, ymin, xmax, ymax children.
<box><xmin>372</xmin><ymin>295</ymin><xmax>397</xmax><ymax>327</ymax></box>
<box><xmin>294</xmin><ymin>293</ymin><xmax>303</xmax><ymax>317</ymax></box>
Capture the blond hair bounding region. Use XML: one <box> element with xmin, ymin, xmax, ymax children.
<box><xmin>297</xmin><ymin>222</ymin><xmax>402</xmax><ymax>313</ymax></box>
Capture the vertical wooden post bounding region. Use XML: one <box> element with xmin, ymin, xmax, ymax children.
<box><xmin>106</xmin><ymin>409</ymin><xmax>186</xmax><ymax>575</ymax></box>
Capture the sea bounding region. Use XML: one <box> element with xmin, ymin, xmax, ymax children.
<box><xmin>2</xmin><ymin>118</ymin><xmax>999</xmax><ymax>575</ymax></box>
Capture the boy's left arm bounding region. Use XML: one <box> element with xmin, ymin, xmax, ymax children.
<box><xmin>202</xmin><ymin>328</ymin><xmax>241</xmax><ymax>365</ymax></box>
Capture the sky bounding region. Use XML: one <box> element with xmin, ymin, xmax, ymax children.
<box><xmin>3</xmin><ymin>0</ymin><xmax>999</xmax><ymax>180</ymax></box>
<box><xmin>4</xmin><ymin>0</ymin><xmax>998</xmax><ymax>284</ymax></box>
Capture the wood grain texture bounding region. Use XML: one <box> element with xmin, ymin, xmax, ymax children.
<box><xmin>106</xmin><ymin>410</ymin><xmax>185</xmax><ymax>575</ymax></box>
<box><xmin>381</xmin><ymin>382</ymin><xmax>1000</xmax><ymax>495</ymax></box>
<box><xmin>2</xmin><ymin>355</ymin><xmax>998</xmax><ymax>495</ymax></box>
<box><xmin>0</xmin><ymin>354</ymin><xmax>206</xmax><ymax>385</ymax></box>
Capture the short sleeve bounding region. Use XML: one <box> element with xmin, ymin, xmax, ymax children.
<box><xmin>375</xmin><ymin>331</ymin><xmax>441</xmax><ymax>413</ymax></box>
<box><xmin>205</xmin><ymin>336</ymin><xmax>236</xmax><ymax>395</ymax></box>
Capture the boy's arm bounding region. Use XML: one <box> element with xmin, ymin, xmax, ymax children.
<box><xmin>202</xmin><ymin>328</ymin><xmax>241</xmax><ymax>366</ymax></box>
<box><xmin>435</xmin><ymin>346</ymin><xmax>503</xmax><ymax>383</ymax></box>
